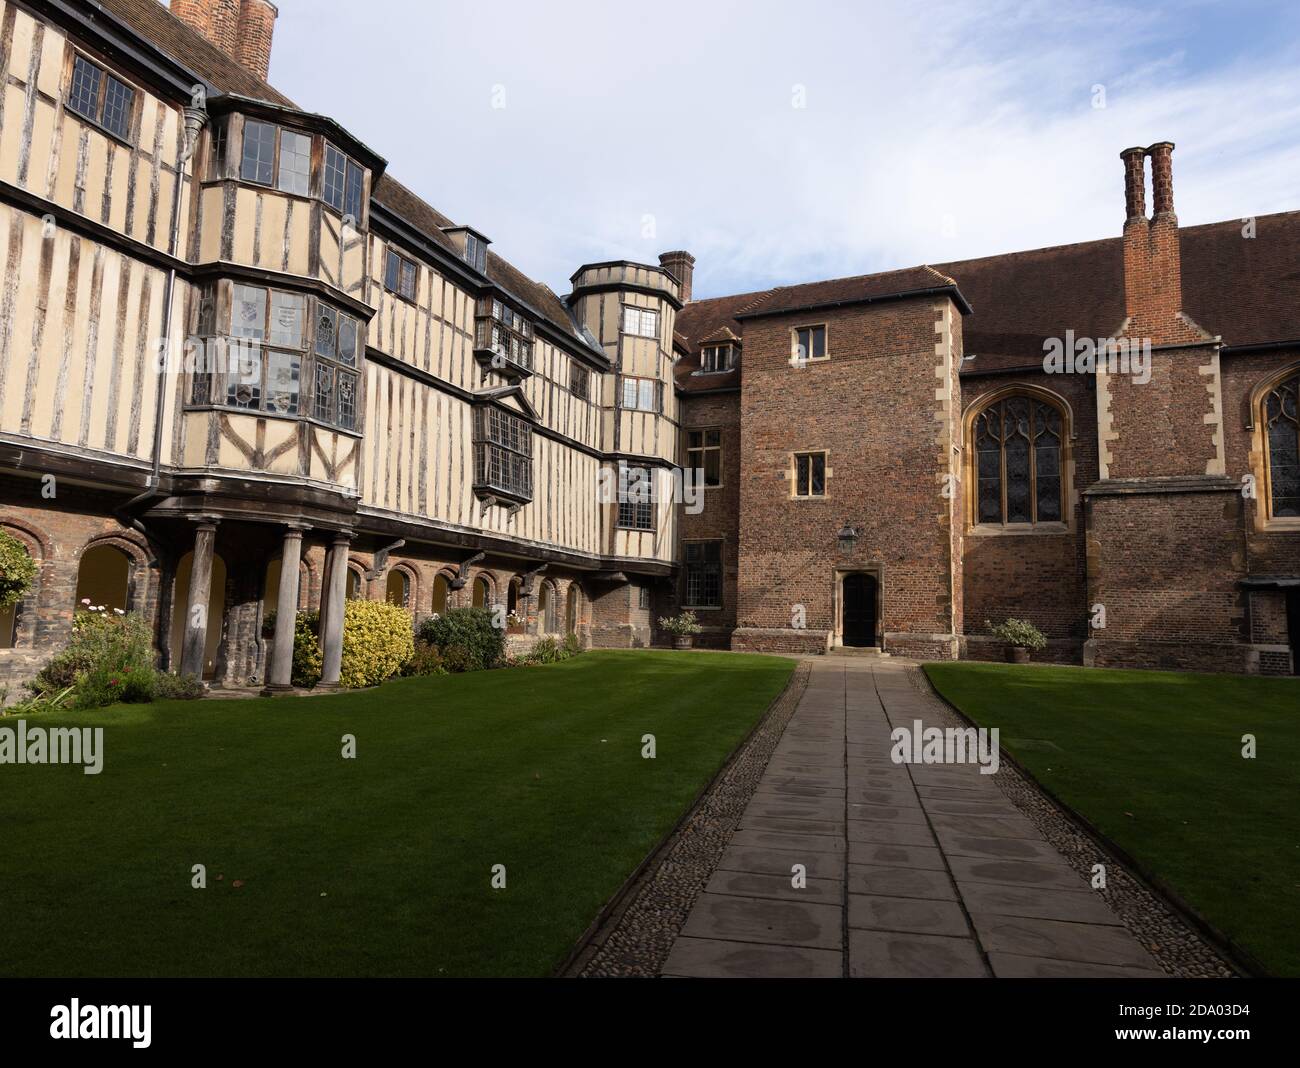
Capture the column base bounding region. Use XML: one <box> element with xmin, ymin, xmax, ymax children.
<box><xmin>259</xmin><ymin>683</ymin><xmax>297</xmax><ymax>697</ymax></box>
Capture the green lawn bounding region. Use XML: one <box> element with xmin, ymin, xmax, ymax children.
<box><xmin>923</xmin><ymin>661</ymin><xmax>1300</xmax><ymax>976</ymax></box>
<box><xmin>0</xmin><ymin>650</ymin><xmax>794</xmax><ymax>977</ymax></box>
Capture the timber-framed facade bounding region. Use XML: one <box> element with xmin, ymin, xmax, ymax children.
<box><xmin>1</xmin><ymin>0</ymin><xmax>1298</xmax><ymax>691</ymax></box>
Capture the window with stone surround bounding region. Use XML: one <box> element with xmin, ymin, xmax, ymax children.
<box><xmin>971</xmin><ymin>394</ymin><xmax>1064</xmax><ymax>527</ymax></box>
<box><xmin>793</xmin><ymin>451</ymin><xmax>827</xmax><ymax>497</ymax></box>
<box><xmin>1264</xmin><ymin>371</ymin><xmax>1300</xmax><ymax>518</ymax></box>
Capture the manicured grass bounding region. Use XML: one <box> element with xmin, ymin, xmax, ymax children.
<box><xmin>923</xmin><ymin>661</ymin><xmax>1300</xmax><ymax>976</ymax></box>
<box><xmin>0</xmin><ymin>650</ymin><xmax>794</xmax><ymax>977</ymax></box>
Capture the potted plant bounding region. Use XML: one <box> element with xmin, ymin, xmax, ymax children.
<box><xmin>659</xmin><ymin>611</ymin><xmax>703</xmax><ymax>650</ymax></box>
<box><xmin>987</xmin><ymin>618</ymin><xmax>1047</xmax><ymax>663</ymax></box>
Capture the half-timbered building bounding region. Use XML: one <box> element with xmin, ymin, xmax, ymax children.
<box><xmin>0</xmin><ymin>0</ymin><xmax>1296</xmax><ymax>692</ymax></box>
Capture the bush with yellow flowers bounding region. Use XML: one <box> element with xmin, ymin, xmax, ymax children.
<box><xmin>338</xmin><ymin>599</ymin><xmax>415</xmax><ymax>689</ymax></box>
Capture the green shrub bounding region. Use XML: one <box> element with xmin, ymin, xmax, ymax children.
<box><xmin>417</xmin><ymin>607</ymin><xmax>505</xmax><ymax>671</ymax></box>
<box><xmin>154</xmin><ymin>672</ymin><xmax>205</xmax><ymax>700</ymax></box>
<box><xmin>31</xmin><ymin>609</ymin><xmax>157</xmax><ymax>709</ymax></box>
<box><xmin>291</xmin><ymin>611</ymin><xmax>323</xmax><ymax>687</ymax></box>
<box><xmin>0</xmin><ymin>529</ymin><xmax>37</xmax><ymax>609</ymax></box>
<box><xmin>440</xmin><ymin>643</ymin><xmax>476</xmax><ymax>674</ymax></box>
<box><xmin>339</xmin><ymin>600</ymin><xmax>415</xmax><ymax>688</ymax></box>
<box><xmin>563</xmin><ymin>632</ymin><xmax>583</xmax><ymax>658</ymax></box>
<box><xmin>659</xmin><ymin>611</ymin><xmax>702</xmax><ymax>636</ymax></box>
<box><xmin>986</xmin><ymin>617</ymin><xmax>1048</xmax><ymax>651</ymax></box>
<box><xmin>401</xmin><ymin>641</ymin><xmax>445</xmax><ymax>677</ymax></box>
<box><xmin>527</xmin><ymin>637</ymin><xmax>564</xmax><ymax>664</ymax></box>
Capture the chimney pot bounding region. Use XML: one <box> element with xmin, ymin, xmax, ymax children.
<box><xmin>658</xmin><ymin>250</ymin><xmax>695</xmax><ymax>303</ymax></box>
<box><xmin>1147</xmin><ymin>141</ymin><xmax>1176</xmax><ymax>218</ymax></box>
<box><xmin>1120</xmin><ymin>146</ymin><xmax>1147</xmax><ymax>224</ymax></box>
<box><xmin>170</xmin><ymin>0</ymin><xmax>278</xmax><ymax>83</ymax></box>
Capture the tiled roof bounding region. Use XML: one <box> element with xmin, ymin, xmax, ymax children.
<box><xmin>673</xmin><ymin>289</ymin><xmax>773</xmax><ymax>392</ymax></box>
<box><xmin>97</xmin><ymin>0</ymin><xmax>596</xmax><ymax>354</ymax></box>
<box><xmin>674</xmin><ymin>210</ymin><xmax>1300</xmax><ymax>387</ymax></box>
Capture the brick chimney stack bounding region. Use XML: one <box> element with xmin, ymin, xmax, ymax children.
<box><xmin>1119</xmin><ymin>142</ymin><xmax>1196</xmax><ymax>347</ymax></box>
<box><xmin>659</xmin><ymin>250</ymin><xmax>695</xmax><ymax>303</ymax></box>
<box><xmin>170</xmin><ymin>0</ymin><xmax>278</xmax><ymax>82</ymax></box>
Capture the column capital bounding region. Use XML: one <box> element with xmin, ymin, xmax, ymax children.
<box><xmin>187</xmin><ymin>514</ymin><xmax>221</xmax><ymax>532</ymax></box>
<box><xmin>329</xmin><ymin>530</ymin><xmax>356</xmax><ymax>546</ymax></box>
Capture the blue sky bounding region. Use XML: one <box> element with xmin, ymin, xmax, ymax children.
<box><xmin>269</xmin><ymin>0</ymin><xmax>1300</xmax><ymax>301</ymax></box>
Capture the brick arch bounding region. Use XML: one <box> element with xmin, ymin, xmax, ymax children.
<box><xmin>384</xmin><ymin>562</ymin><xmax>418</xmax><ymax>610</ymax></box>
<box><xmin>962</xmin><ymin>385</ymin><xmax>1075</xmax><ymax>531</ymax></box>
<box><xmin>429</xmin><ymin>567</ymin><xmax>457</xmax><ymax>614</ymax></box>
<box><xmin>536</xmin><ymin>577</ymin><xmax>560</xmax><ymax>634</ymax></box>
<box><xmin>470</xmin><ymin>570</ymin><xmax>497</xmax><ymax>609</ymax></box>
<box><xmin>1248</xmin><ymin>359</ymin><xmax>1300</xmax><ymax>523</ymax></box>
<box><xmin>0</xmin><ymin>520</ymin><xmax>48</xmax><ymax>649</ymax></box>
<box><xmin>76</xmin><ymin>533</ymin><xmax>153</xmax><ymax>613</ymax></box>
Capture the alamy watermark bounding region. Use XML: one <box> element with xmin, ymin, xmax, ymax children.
<box><xmin>890</xmin><ymin>719</ymin><xmax>1000</xmax><ymax>775</ymax></box>
<box><xmin>1043</xmin><ymin>330</ymin><xmax>1151</xmax><ymax>384</ymax></box>
<box><xmin>0</xmin><ymin>720</ymin><xmax>104</xmax><ymax>774</ymax></box>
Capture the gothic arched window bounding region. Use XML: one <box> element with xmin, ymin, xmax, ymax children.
<box><xmin>1264</xmin><ymin>372</ymin><xmax>1300</xmax><ymax>518</ymax></box>
<box><xmin>973</xmin><ymin>395</ymin><xmax>1064</xmax><ymax>526</ymax></box>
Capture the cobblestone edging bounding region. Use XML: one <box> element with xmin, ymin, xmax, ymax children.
<box><xmin>569</xmin><ymin>661</ymin><xmax>811</xmax><ymax>977</ymax></box>
<box><xmin>905</xmin><ymin>664</ymin><xmax>1238</xmax><ymax>978</ymax></box>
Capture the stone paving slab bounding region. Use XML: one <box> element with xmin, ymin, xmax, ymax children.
<box><xmin>848</xmin><ymin>894</ymin><xmax>971</xmax><ymax>937</ymax></box>
<box><xmin>849</xmin><ymin>930</ymin><xmax>989</xmax><ymax>978</ymax></box>
<box><xmin>662</xmin><ymin>657</ymin><xmax>1169</xmax><ymax>978</ymax></box>
<box><xmin>706</xmin><ymin>869</ymin><xmax>845</xmax><ymax>905</ymax></box>
<box><xmin>682</xmin><ymin>892</ymin><xmax>843</xmax><ymax>950</ymax></box>
<box><xmin>986</xmin><ymin>952</ymin><xmax>1167</xmax><ymax>979</ymax></box>
<box><xmin>970</xmin><ymin>913</ymin><xmax>1159</xmax><ymax>969</ymax></box>
<box><xmin>663</xmin><ymin>937</ymin><xmax>843</xmax><ymax>978</ymax></box>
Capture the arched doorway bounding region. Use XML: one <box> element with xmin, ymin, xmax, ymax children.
<box><xmin>472</xmin><ymin>575</ymin><xmax>490</xmax><ymax>609</ymax></box>
<box><xmin>842</xmin><ymin>572</ymin><xmax>878</xmax><ymax>648</ymax></box>
<box><xmin>170</xmin><ymin>551</ymin><xmax>228</xmax><ymax>678</ymax></box>
<box><xmin>385</xmin><ymin>569</ymin><xmax>410</xmax><ymax>608</ymax></box>
<box><xmin>565</xmin><ymin>584</ymin><xmax>580</xmax><ymax>637</ymax></box>
<box><xmin>537</xmin><ymin>581</ymin><xmax>557</xmax><ymax>634</ymax></box>
<box><xmin>431</xmin><ymin>572</ymin><xmax>451</xmax><ymax>615</ymax></box>
<box><xmin>346</xmin><ymin>565</ymin><xmax>363</xmax><ymax>600</ymax></box>
<box><xmin>75</xmin><ymin>543</ymin><xmax>132</xmax><ymax>613</ymax></box>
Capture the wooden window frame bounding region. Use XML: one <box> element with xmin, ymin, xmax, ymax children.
<box><xmin>683</xmin><ymin>539</ymin><xmax>724</xmax><ymax>610</ymax></box>
<box><xmin>621</xmin><ymin>304</ymin><xmax>660</xmax><ymax>341</ymax></box>
<box><xmin>64</xmin><ymin>51</ymin><xmax>139</xmax><ymax>144</ymax></box>
<box><xmin>616</xmin><ymin>462</ymin><xmax>656</xmax><ymax>531</ymax></box>
<box><xmin>701</xmin><ymin>344</ymin><xmax>735</xmax><ymax>373</ymax></box>
<box><xmin>384</xmin><ymin>247</ymin><xmax>419</xmax><ymax>302</ymax></box>
<box><xmin>792</xmin><ymin>450</ymin><xmax>828</xmax><ymax>498</ymax></box>
<box><xmin>187</xmin><ymin>281</ymin><xmax>362</xmax><ymax>435</ymax></box>
<box><xmin>569</xmin><ymin>361</ymin><xmax>590</xmax><ymax>401</ymax></box>
<box><xmin>322</xmin><ymin>140</ymin><xmax>366</xmax><ymax>223</ymax></box>
<box><xmin>620</xmin><ymin>375</ymin><xmax>662</xmax><ymax>413</ymax></box>
<box><xmin>791</xmin><ymin>324</ymin><xmax>829</xmax><ymax>365</ymax></box>
<box><xmin>686</xmin><ymin>427</ymin><xmax>723</xmax><ymax>489</ymax></box>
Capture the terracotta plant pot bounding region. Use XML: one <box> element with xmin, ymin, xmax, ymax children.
<box><xmin>673</xmin><ymin>635</ymin><xmax>694</xmax><ymax>650</ymax></box>
<box><xmin>1006</xmin><ymin>645</ymin><xmax>1030</xmax><ymax>664</ymax></box>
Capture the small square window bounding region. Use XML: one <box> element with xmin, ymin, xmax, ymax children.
<box><xmin>384</xmin><ymin>248</ymin><xmax>417</xmax><ymax>300</ymax></box>
<box><xmin>277</xmin><ymin>129</ymin><xmax>312</xmax><ymax>195</ymax></box>
<box><xmin>793</xmin><ymin>325</ymin><xmax>827</xmax><ymax>364</ymax></box>
<box><xmin>794</xmin><ymin>452</ymin><xmax>827</xmax><ymax>497</ymax></box>
<box><xmin>240</xmin><ymin>120</ymin><xmax>277</xmax><ymax>185</ymax></box>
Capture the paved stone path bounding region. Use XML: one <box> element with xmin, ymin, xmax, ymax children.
<box><xmin>662</xmin><ymin>657</ymin><xmax>1166</xmax><ymax>978</ymax></box>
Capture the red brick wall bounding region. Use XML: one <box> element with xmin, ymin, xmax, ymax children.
<box><xmin>960</xmin><ymin>371</ymin><xmax>1095</xmax><ymax>662</ymax></box>
<box><xmin>733</xmin><ymin>296</ymin><xmax>961</xmax><ymax>656</ymax></box>
<box><xmin>676</xmin><ymin>388</ymin><xmax>740</xmax><ymax>644</ymax></box>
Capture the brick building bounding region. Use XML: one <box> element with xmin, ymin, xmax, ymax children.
<box><xmin>0</xmin><ymin>0</ymin><xmax>1296</xmax><ymax>693</ymax></box>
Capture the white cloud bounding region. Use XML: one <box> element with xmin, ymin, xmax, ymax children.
<box><xmin>269</xmin><ymin>0</ymin><xmax>1300</xmax><ymax>299</ymax></box>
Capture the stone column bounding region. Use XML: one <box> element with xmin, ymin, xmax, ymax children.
<box><xmin>262</xmin><ymin>524</ymin><xmax>308</xmax><ymax>693</ymax></box>
<box><xmin>318</xmin><ymin>532</ymin><xmax>353</xmax><ymax>688</ymax></box>
<box><xmin>180</xmin><ymin>518</ymin><xmax>220</xmax><ymax>679</ymax></box>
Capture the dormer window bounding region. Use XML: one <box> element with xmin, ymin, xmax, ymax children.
<box><xmin>465</xmin><ymin>233</ymin><xmax>488</xmax><ymax>273</ymax></box>
<box><xmin>701</xmin><ymin>344</ymin><xmax>735</xmax><ymax>373</ymax></box>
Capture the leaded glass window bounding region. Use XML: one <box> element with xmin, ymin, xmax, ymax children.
<box><xmin>1265</xmin><ymin>374</ymin><xmax>1300</xmax><ymax>517</ymax></box>
<box><xmin>973</xmin><ymin>396</ymin><xmax>1064</xmax><ymax>526</ymax></box>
